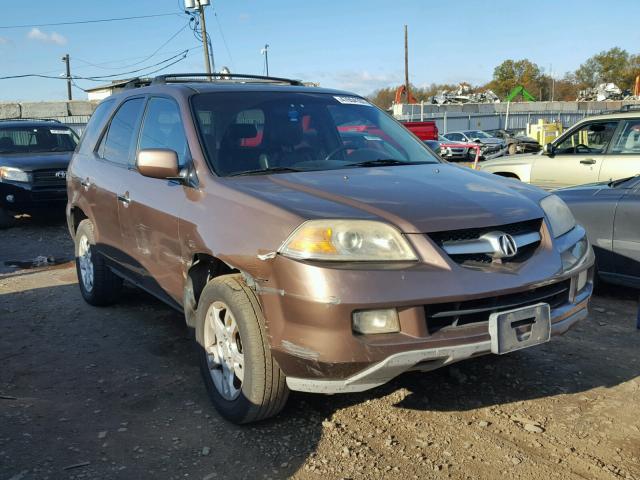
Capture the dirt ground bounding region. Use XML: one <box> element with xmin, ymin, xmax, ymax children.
<box><xmin>1</xmin><ymin>218</ymin><xmax>639</xmax><ymax>480</ymax></box>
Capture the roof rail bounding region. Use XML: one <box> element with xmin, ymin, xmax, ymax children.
<box><xmin>0</xmin><ymin>118</ymin><xmax>62</xmax><ymax>123</ymax></box>
<box><xmin>152</xmin><ymin>72</ymin><xmax>303</xmax><ymax>86</ymax></box>
<box><xmin>122</xmin><ymin>77</ymin><xmax>153</xmax><ymax>90</ymax></box>
<box><xmin>619</xmin><ymin>104</ymin><xmax>640</xmax><ymax>112</ymax></box>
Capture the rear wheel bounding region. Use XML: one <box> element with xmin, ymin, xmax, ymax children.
<box><xmin>508</xmin><ymin>143</ymin><xmax>518</xmax><ymax>155</ymax></box>
<box><xmin>196</xmin><ymin>274</ymin><xmax>288</xmax><ymax>424</ymax></box>
<box><xmin>75</xmin><ymin>219</ymin><xmax>122</xmax><ymax>306</ymax></box>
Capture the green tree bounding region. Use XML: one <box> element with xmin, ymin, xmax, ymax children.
<box><xmin>574</xmin><ymin>47</ymin><xmax>631</xmax><ymax>88</ymax></box>
<box><xmin>488</xmin><ymin>59</ymin><xmax>544</xmax><ymax>99</ymax></box>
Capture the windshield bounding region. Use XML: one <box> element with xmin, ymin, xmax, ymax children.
<box><xmin>191</xmin><ymin>92</ymin><xmax>440</xmax><ymax>176</ymax></box>
<box><xmin>0</xmin><ymin>125</ymin><xmax>78</xmax><ymax>154</ymax></box>
<box><xmin>465</xmin><ymin>130</ymin><xmax>491</xmax><ymax>139</ymax></box>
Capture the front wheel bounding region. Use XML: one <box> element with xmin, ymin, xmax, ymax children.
<box><xmin>0</xmin><ymin>207</ymin><xmax>15</xmax><ymax>229</ymax></box>
<box><xmin>196</xmin><ymin>274</ymin><xmax>288</xmax><ymax>424</ymax></box>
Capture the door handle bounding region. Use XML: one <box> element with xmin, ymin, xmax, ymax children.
<box><xmin>580</xmin><ymin>159</ymin><xmax>596</xmax><ymax>165</ymax></box>
<box><xmin>117</xmin><ymin>192</ymin><xmax>131</xmax><ymax>206</ymax></box>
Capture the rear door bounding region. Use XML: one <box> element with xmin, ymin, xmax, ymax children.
<box><xmin>599</xmin><ymin>119</ymin><xmax>640</xmax><ymax>182</ymax></box>
<box><xmin>116</xmin><ymin>96</ymin><xmax>191</xmax><ymax>304</ymax></box>
<box><xmin>87</xmin><ymin>97</ymin><xmax>145</xmax><ymax>262</ymax></box>
<box><xmin>530</xmin><ymin>120</ymin><xmax>619</xmax><ymax>189</ymax></box>
<box><xmin>612</xmin><ymin>180</ymin><xmax>640</xmax><ymax>284</ymax></box>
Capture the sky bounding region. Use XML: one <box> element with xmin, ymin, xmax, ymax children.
<box><xmin>0</xmin><ymin>0</ymin><xmax>639</xmax><ymax>101</ymax></box>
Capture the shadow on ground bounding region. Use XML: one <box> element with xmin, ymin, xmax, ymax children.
<box><xmin>1</xmin><ymin>275</ymin><xmax>638</xmax><ymax>479</ymax></box>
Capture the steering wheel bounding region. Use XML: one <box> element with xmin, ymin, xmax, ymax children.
<box><xmin>324</xmin><ymin>144</ymin><xmax>360</xmax><ymax>161</ymax></box>
<box><xmin>574</xmin><ymin>143</ymin><xmax>592</xmax><ymax>153</ymax></box>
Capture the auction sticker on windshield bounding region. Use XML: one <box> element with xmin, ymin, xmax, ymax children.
<box><xmin>333</xmin><ymin>96</ymin><xmax>371</xmax><ymax>106</ymax></box>
<box><xmin>50</xmin><ymin>129</ymin><xmax>71</xmax><ymax>135</ymax></box>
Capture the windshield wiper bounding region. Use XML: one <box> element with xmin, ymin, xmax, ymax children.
<box><xmin>345</xmin><ymin>159</ymin><xmax>428</xmax><ymax>168</ymax></box>
<box><xmin>608</xmin><ymin>174</ymin><xmax>639</xmax><ymax>187</ymax></box>
<box><xmin>229</xmin><ymin>166</ymin><xmax>304</xmax><ymax>177</ymax></box>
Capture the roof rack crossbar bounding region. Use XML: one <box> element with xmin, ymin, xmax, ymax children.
<box><xmin>152</xmin><ymin>72</ymin><xmax>303</xmax><ymax>86</ymax></box>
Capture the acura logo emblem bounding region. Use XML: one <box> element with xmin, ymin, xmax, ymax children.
<box><xmin>55</xmin><ymin>171</ymin><xmax>66</xmax><ymax>179</ymax></box>
<box><xmin>480</xmin><ymin>231</ymin><xmax>518</xmax><ymax>259</ymax></box>
<box><xmin>498</xmin><ymin>233</ymin><xmax>518</xmax><ymax>258</ymax></box>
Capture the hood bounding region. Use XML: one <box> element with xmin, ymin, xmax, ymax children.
<box><xmin>0</xmin><ymin>152</ymin><xmax>72</xmax><ymax>171</ymax></box>
<box><xmin>225</xmin><ymin>164</ymin><xmax>548</xmax><ymax>233</ymax></box>
<box><xmin>481</xmin><ymin>152</ymin><xmax>541</xmax><ymax>168</ymax></box>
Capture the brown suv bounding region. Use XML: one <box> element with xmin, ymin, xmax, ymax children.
<box><xmin>67</xmin><ymin>74</ymin><xmax>594</xmax><ymax>423</ymax></box>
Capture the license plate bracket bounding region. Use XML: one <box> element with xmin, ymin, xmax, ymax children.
<box><xmin>489</xmin><ymin>303</ymin><xmax>551</xmax><ymax>354</ymax></box>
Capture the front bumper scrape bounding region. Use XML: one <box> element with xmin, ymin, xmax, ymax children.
<box><xmin>285</xmin><ymin>306</ymin><xmax>588</xmax><ymax>394</ymax></box>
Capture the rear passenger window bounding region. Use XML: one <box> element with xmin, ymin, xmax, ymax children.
<box><xmin>610</xmin><ymin>120</ymin><xmax>640</xmax><ymax>154</ymax></box>
<box><xmin>99</xmin><ymin>98</ymin><xmax>145</xmax><ymax>165</ymax></box>
<box><xmin>138</xmin><ymin>97</ymin><xmax>190</xmax><ymax>168</ymax></box>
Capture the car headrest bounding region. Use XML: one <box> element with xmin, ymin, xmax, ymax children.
<box><xmin>225</xmin><ymin>124</ymin><xmax>258</xmax><ymax>142</ymax></box>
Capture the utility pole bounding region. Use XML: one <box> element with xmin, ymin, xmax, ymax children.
<box><xmin>185</xmin><ymin>0</ymin><xmax>212</xmax><ymax>74</ymax></box>
<box><xmin>261</xmin><ymin>44</ymin><xmax>269</xmax><ymax>76</ymax></box>
<box><xmin>198</xmin><ymin>2</ymin><xmax>212</xmax><ymax>75</ymax></box>
<box><xmin>62</xmin><ymin>54</ymin><xmax>72</xmax><ymax>100</ymax></box>
<box><xmin>404</xmin><ymin>25</ymin><xmax>409</xmax><ymax>103</ymax></box>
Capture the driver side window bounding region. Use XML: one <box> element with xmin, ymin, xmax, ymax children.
<box><xmin>555</xmin><ymin>121</ymin><xmax>618</xmax><ymax>155</ymax></box>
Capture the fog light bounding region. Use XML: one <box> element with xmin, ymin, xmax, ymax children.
<box><xmin>6</xmin><ymin>194</ymin><xmax>14</xmax><ymax>203</ymax></box>
<box><xmin>352</xmin><ymin>309</ymin><xmax>399</xmax><ymax>335</ymax></box>
<box><xmin>576</xmin><ymin>269</ymin><xmax>588</xmax><ymax>292</ymax></box>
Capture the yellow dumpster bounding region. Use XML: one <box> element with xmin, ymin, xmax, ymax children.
<box><xmin>527</xmin><ymin>119</ymin><xmax>563</xmax><ymax>146</ymax></box>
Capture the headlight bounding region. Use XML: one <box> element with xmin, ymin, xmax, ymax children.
<box><xmin>279</xmin><ymin>220</ymin><xmax>417</xmax><ymax>261</ymax></box>
<box><xmin>0</xmin><ymin>166</ymin><xmax>29</xmax><ymax>183</ymax></box>
<box><xmin>540</xmin><ymin>195</ymin><xmax>575</xmax><ymax>238</ymax></box>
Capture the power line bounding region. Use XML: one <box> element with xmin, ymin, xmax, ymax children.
<box><xmin>0</xmin><ymin>50</ymin><xmax>188</xmax><ymax>82</ymax></box>
<box><xmin>0</xmin><ymin>13</ymin><xmax>181</xmax><ymax>30</ymax></box>
<box><xmin>213</xmin><ymin>9</ymin><xmax>234</xmax><ymax>69</ymax></box>
<box><xmin>75</xmin><ymin>23</ymin><xmax>190</xmax><ymax>70</ymax></box>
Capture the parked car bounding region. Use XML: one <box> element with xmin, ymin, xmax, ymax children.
<box><xmin>437</xmin><ymin>135</ymin><xmax>481</xmax><ymax>161</ymax></box>
<box><xmin>441</xmin><ymin>130</ymin><xmax>506</xmax><ymax>159</ymax></box>
<box><xmin>0</xmin><ymin>119</ymin><xmax>79</xmax><ymax>227</ymax></box>
<box><xmin>67</xmin><ymin>73</ymin><xmax>594</xmax><ymax>424</ymax></box>
<box><xmin>401</xmin><ymin>120</ymin><xmax>438</xmax><ymax>141</ymax></box>
<box><xmin>480</xmin><ymin>108</ymin><xmax>640</xmax><ymax>189</ymax></box>
<box><xmin>485</xmin><ymin>128</ymin><xmax>541</xmax><ymax>155</ymax></box>
<box><xmin>556</xmin><ymin>175</ymin><xmax>640</xmax><ymax>288</ymax></box>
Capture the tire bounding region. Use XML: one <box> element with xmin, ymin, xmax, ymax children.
<box><xmin>75</xmin><ymin>219</ymin><xmax>122</xmax><ymax>306</ymax></box>
<box><xmin>0</xmin><ymin>207</ymin><xmax>15</xmax><ymax>229</ymax></box>
<box><xmin>196</xmin><ymin>274</ymin><xmax>289</xmax><ymax>424</ymax></box>
<box><xmin>508</xmin><ymin>143</ymin><xmax>517</xmax><ymax>155</ymax></box>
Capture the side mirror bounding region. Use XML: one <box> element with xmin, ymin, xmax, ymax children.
<box><xmin>473</xmin><ymin>138</ymin><xmax>481</xmax><ymax>143</ymax></box>
<box><xmin>544</xmin><ymin>143</ymin><xmax>556</xmax><ymax>156</ymax></box>
<box><xmin>137</xmin><ymin>149</ymin><xmax>180</xmax><ymax>179</ymax></box>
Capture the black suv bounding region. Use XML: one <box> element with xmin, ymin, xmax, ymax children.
<box><xmin>0</xmin><ymin>119</ymin><xmax>79</xmax><ymax>227</ymax></box>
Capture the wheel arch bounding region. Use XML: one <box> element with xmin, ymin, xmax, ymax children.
<box><xmin>184</xmin><ymin>253</ymin><xmax>238</xmax><ymax>327</ymax></box>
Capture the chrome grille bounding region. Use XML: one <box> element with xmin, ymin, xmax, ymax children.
<box><xmin>428</xmin><ymin>218</ymin><xmax>543</xmax><ymax>266</ymax></box>
<box><xmin>32</xmin><ymin>169</ymin><xmax>66</xmax><ymax>187</ymax></box>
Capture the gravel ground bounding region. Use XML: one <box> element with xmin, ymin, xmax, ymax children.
<box><xmin>1</xmin><ymin>220</ymin><xmax>639</xmax><ymax>480</ymax></box>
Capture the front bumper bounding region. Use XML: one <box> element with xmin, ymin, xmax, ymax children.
<box><xmin>258</xmin><ymin>227</ymin><xmax>594</xmax><ymax>394</ymax></box>
<box><xmin>0</xmin><ymin>181</ymin><xmax>67</xmax><ymax>212</ymax></box>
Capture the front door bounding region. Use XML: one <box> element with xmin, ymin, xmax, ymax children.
<box><xmin>530</xmin><ymin>120</ymin><xmax>619</xmax><ymax>189</ymax></box>
<box><xmin>117</xmin><ymin>96</ymin><xmax>191</xmax><ymax>304</ymax></box>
